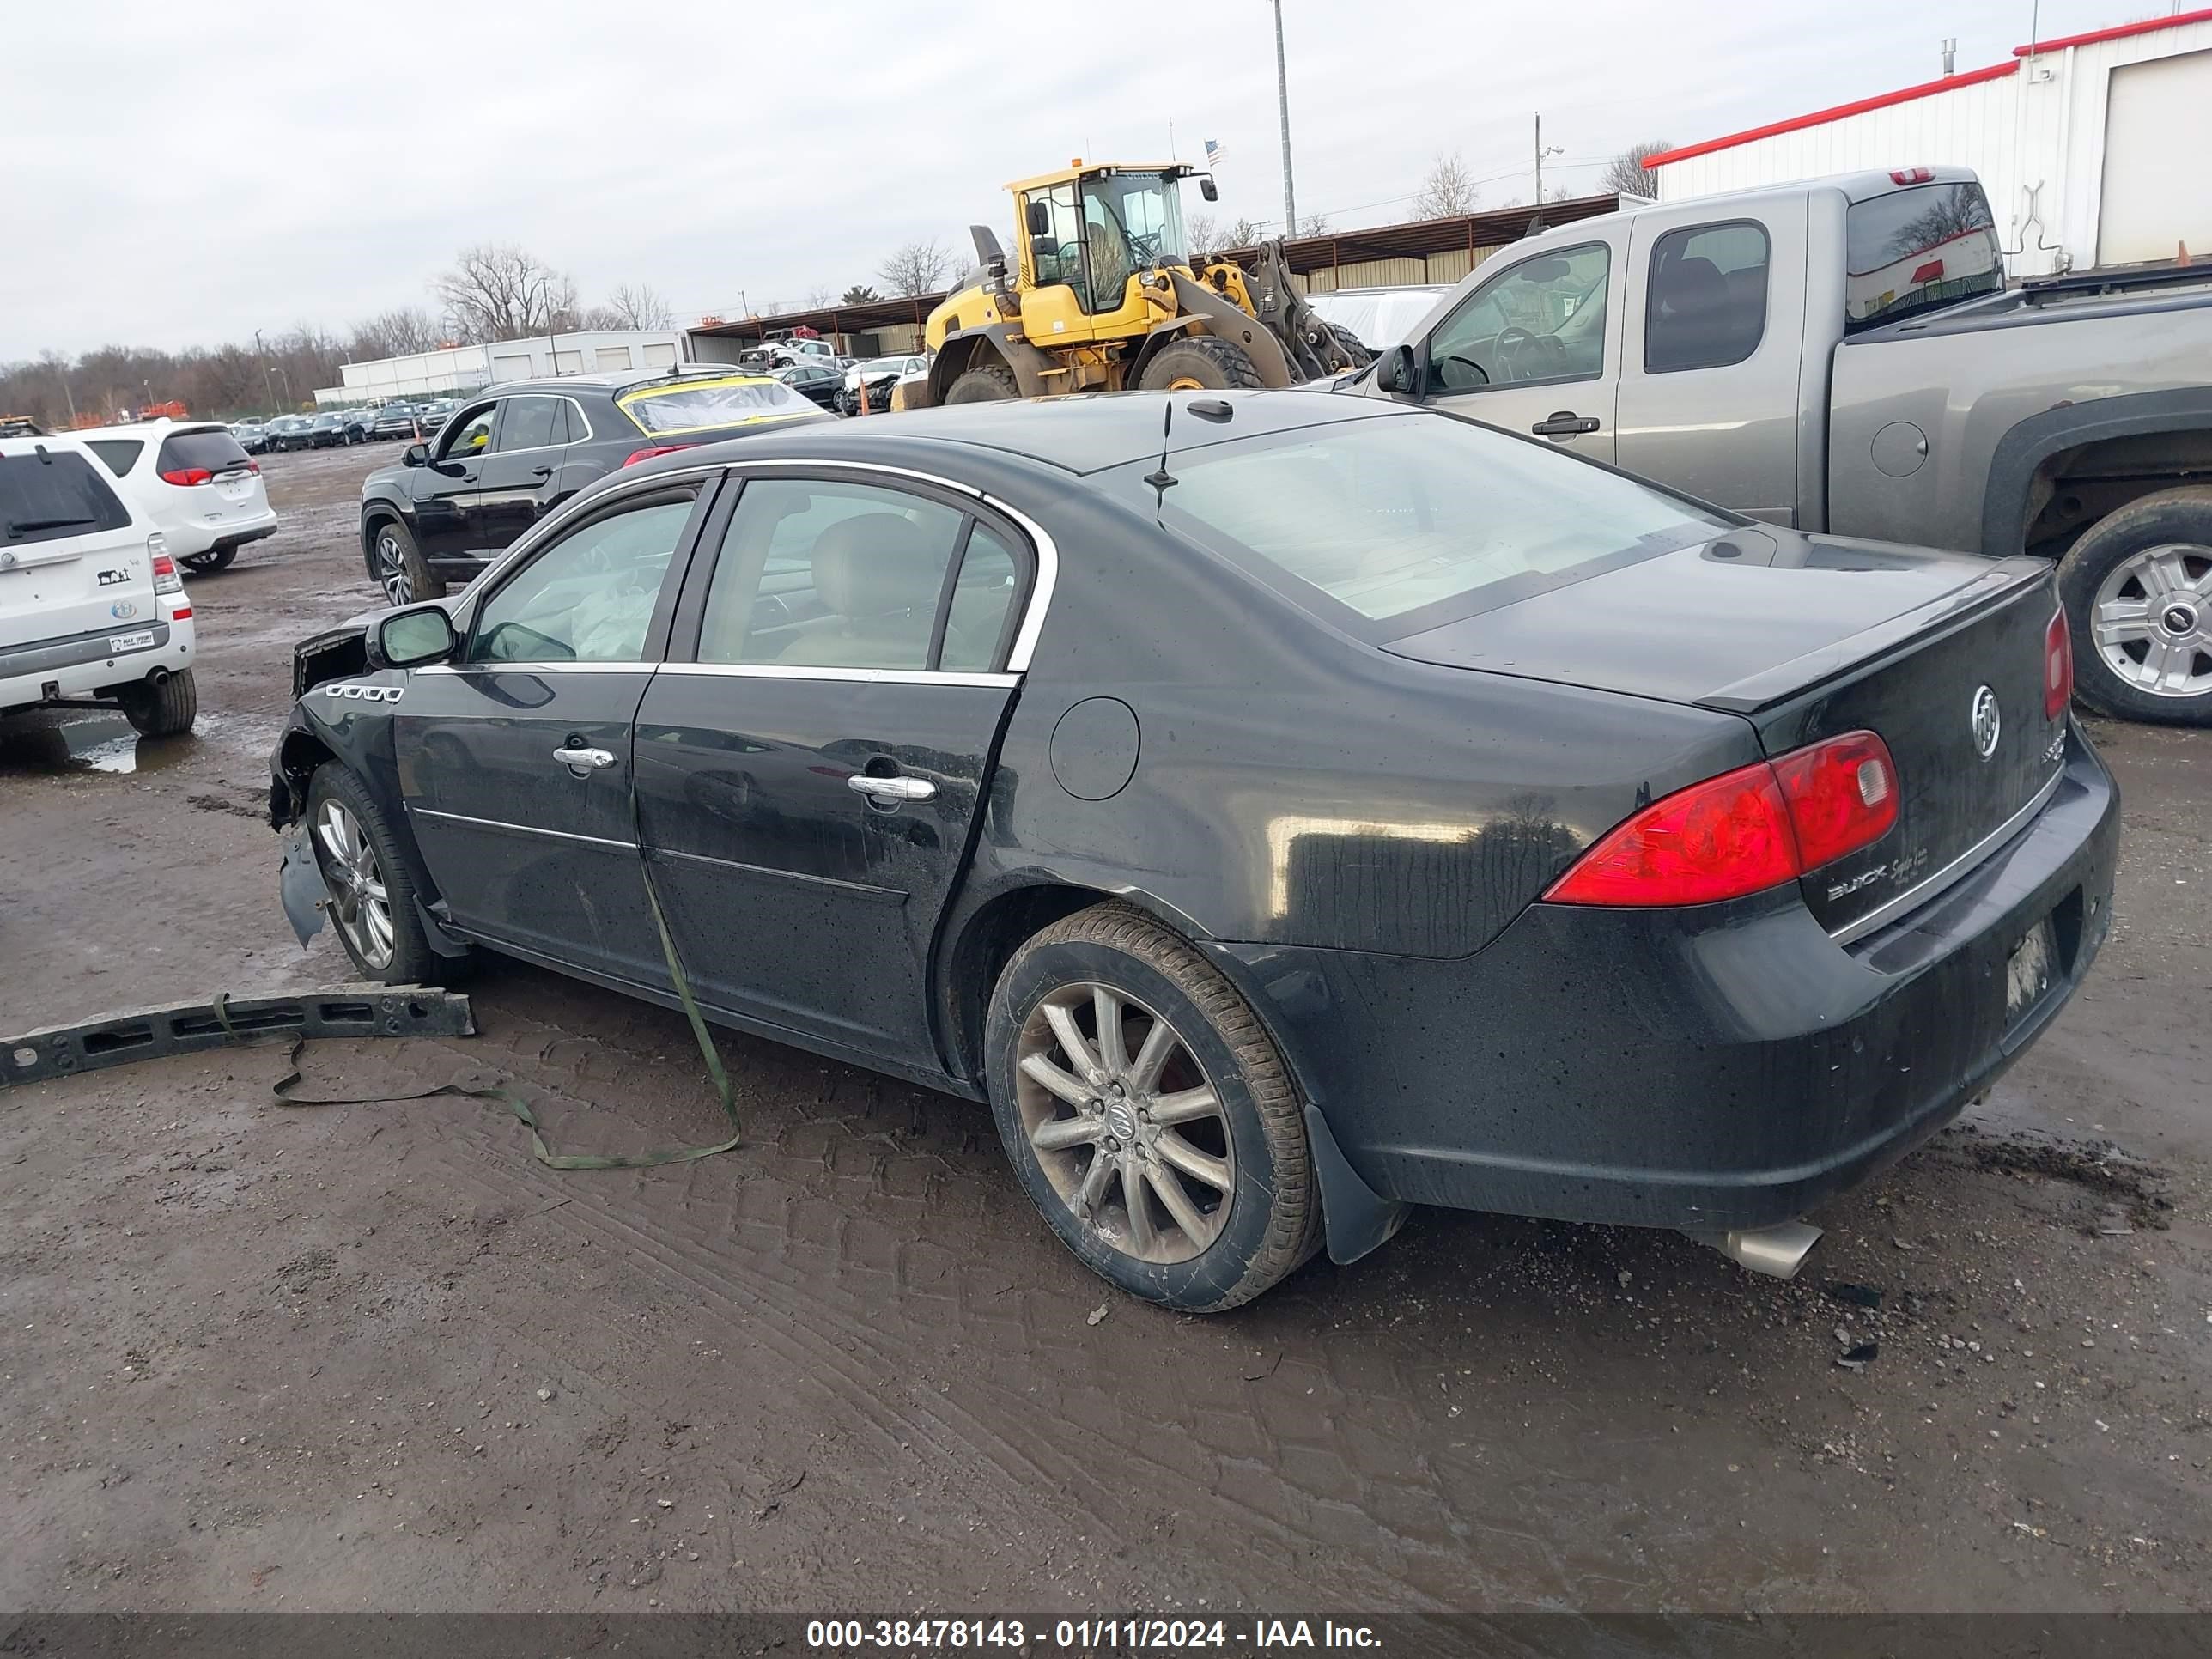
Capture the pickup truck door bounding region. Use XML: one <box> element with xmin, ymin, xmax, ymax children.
<box><xmin>1615</xmin><ymin>197</ymin><xmax>1808</xmax><ymax>525</ymax></box>
<box><xmin>1415</xmin><ymin>225</ymin><xmax>1628</xmax><ymax>462</ymax></box>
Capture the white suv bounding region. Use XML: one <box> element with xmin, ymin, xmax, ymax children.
<box><xmin>1</xmin><ymin>433</ymin><xmax>198</xmax><ymax>736</ymax></box>
<box><xmin>79</xmin><ymin>420</ymin><xmax>277</xmax><ymax>574</ymax></box>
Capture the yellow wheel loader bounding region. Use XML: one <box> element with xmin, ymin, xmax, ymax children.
<box><xmin>902</xmin><ymin>161</ymin><xmax>1369</xmax><ymax>410</ymax></box>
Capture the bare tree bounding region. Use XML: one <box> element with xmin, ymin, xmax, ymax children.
<box><xmin>877</xmin><ymin>239</ymin><xmax>952</xmax><ymax>297</ymax></box>
<box><xmin>1186</xmin><ymin>211</ymin><xmax>1220</xmax><ymax>252</ymax></box>
<box><xmin>839</xmin><ymin>284</ymin><xmax>881</xmax><ymax>305</ymax></box>
<box><xmin>604</xmin><ymin>283</ymin><xmax>674</xmax><ymax>330</ymax></box>
<box><xmin>1294</xmin><ymin>212</ymin><xmax>1331</xmax><ymax>238</ymax></box>
<box><xmin>1226</xmin><ymin>216</ymin><xmax>1267</xmax><ymax>246</ymax></box>
<box><xmin>803</xmin><ymin>285</ymin><xmax>836</xmax><ymax>309</ymax></box>
<box><xmin>349</xmin><ymin>307</ymin><xmax>442</xmax><ymax>362</ymax></box>
<box><xmin>434</xmin><ymin>244</ymin><xmax>580</xmax><ymax>343</ymax></box>
<box><xmin>1601</xmin><ymin>141</ymin><xmax>1672</xmax><ymax>198</ymax></box>
<box><xmin>1413</xmin><ymin>152</ymin><xmax>1480</xmax><ymax>219</ymax></box>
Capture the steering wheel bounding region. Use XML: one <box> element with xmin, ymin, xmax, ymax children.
<box><xmin>1438</xmin><ymin>354</ymin><xmax>1491</xmax><ymax>389</ymax></box>
<box><xmin>1492</xmin><ymin>326</ymin><xmax>1538</xmax><ymax>381</ymax></box>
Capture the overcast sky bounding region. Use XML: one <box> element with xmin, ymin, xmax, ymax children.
<box><xmin>2</xmin><ymin>0</ymin><xmax>2128</xmax><ymax>361</ymax></box>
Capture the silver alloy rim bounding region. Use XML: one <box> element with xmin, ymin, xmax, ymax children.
<box><xmin>313</xmin><ymin>799</ymin><xmax>395</xmax><ymax>969</ymax></box>
<box><xmin>1013</xmin><ymin>982</ymin><xmax>1235</xmax><ymax>1265</ymax></box>
<box><xmin>374</xmin><ymin>531</ymin><xmax>414</xmax><ymax>606</ymax></box>
<box><xmin>2091</xmin><ymin>541</ymin><xmax>2212</xmax><ymax>699</ymax></box>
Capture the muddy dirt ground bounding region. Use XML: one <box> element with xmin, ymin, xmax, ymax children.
<box><xmin>0</xmin><ymin>444</ymin><xmax>2206</xmax><ymax>1616</ymax></box>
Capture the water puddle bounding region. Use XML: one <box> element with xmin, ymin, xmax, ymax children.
<box><xmin>0</xmin><ymin>709</ymin><xmax>226</xmax><ymax>776</ymax></box>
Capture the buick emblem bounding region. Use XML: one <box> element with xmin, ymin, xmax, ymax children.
<box><xmin>1970</xmin><ymin>684</ymin><xmax>2001</xmax><ymax>759</ymax></box>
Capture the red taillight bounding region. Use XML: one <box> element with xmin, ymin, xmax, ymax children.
<box><xmin>160</xmin><ymin>466</ymin><xmax>213</xmax><ymax>486</ymax></box>
<box><xmin>1547</xmin><ymin>732</ymin><xmax>1901</xmax><ymax>908</ymax></box>
<box><xmin>2044</xmin><ymin>606</ymin><xmax>2073</xmax><ymax>720</ymax></box>
<box><xmin>1545</xmin><ymin>759</ymin><xmax>1802</xmax><ymax>907</ymax></box>
<box><xmin>150</xmin><ymin>552</ymin><xmax>183</xmax><ymax>595</ymax></box>
<box><xmin>623</xmin><ymin>444</ymin><xmax>688</xmax><ymax>467</ymax></box>
<box><xmin>246</xmin><ymin>460</ymin><xmax>261</xmax><ymax>474</ymax></box>
<box><xmin>1771</xmin><ymin>730</ymin><xmax>1899</xmax><ymax>871</ymax></box>
<box><xmin>171</xmin><ymin>605</ymin><xmax>192</xmax><ymax>619</ymax></box>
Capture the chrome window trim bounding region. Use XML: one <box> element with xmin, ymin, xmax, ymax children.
<box><xmin>1832</xmin><ymin>766</ymin><xmax>2064</xmax><ymax>947</ymax></box>
<box><xmin>416</xmin><ymin>659</ymin><xmax>653</xmax><ymax>675</ymax></box>
<box><xmin>656</xmin><ymin>663</ymin><xmax>1018</xmax><ymax>688</ymax></box>
<box><xmin>410</xmin><ymin>805</ymin><xmax>636</xmax><ymax>850</ymax></box>
<box><xmin>455</xmin><ymin>455</ymin><xmax>1060</xmax><ymax>674</ymax></box>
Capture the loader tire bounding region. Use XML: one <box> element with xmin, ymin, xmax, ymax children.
<box><xmin>1324</xmin><ymin>322</ymin><xmax>1373</xmax><ymax>370</ymax></box>
<box><xmin>1137</xmin><ymin>336</ymin><xmax>1265</xmax><ymax>392</ymax></box>
<box><xmin>946</xmin><ymin>363</ymin><xmax>1021</xmax><ymax>404</ymax></box>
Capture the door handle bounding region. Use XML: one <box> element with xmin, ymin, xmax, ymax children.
<box><xmin>551</xmin><ymin>744</ymin><xmax>617</xmax><ymax>771</ymax></box>
<box><xmin>848</xmin><ymin>774</ymin><xmax>935</xmax><ymax>803</ymax></box>
<box><xmin>461</xmin><ymin>473</ymin><xmax>478</xmax><ymax>483</ymax></box>
<box><xmin>1530</xmin><ymin>411</ymin><xmax>1601</xmax><ymax>437</ymax></box>
<box><xmin>531</xmin><ymin>465</ymin><xmax>552</xmax><ymax>477</ymax></box>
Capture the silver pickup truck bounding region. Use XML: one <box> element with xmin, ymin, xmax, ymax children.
<box><xmin>1366</xmin><ymin>167</ymin><xmax>2212</xmax><ymax>725</ymax></box>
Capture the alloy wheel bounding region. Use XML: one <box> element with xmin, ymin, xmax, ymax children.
<box><xmin>2092</xmin><ymin>542</ymin><xmax>2212</xmax><ymax>699</ymax></box>
<box><xmin>1012</xmin><ymin>983</ymin><xmax>1236</xmax><ymax>1265</ymax></box>
<box><xmin>313</xmin><ymin>798</ymin><xmax>395</xmax><ymax>969</ymax></box>
<box><xmin>374</xmin><ymin>531</ymin><xmax>414</xmax><ymax>606</ymax></box>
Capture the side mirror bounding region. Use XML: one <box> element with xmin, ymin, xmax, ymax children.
<box><xmin>1033</xmin><ymin>235</ymin><xmax>1060</xmax><ymax>258</ymax></box>
<box><xmin>1024</xmin><ymin>198</ymin><xmax>1052</xmax><ymax>237</ymax></box>
<box><xmin>376</xmin><ymin>605</ymin><xmax>458</xmax><ymax>668</ymax></box>
<box><xmin>402</xmin><ymin>442</ymin><xmax>428</xmax><ymax>467</ymax></box>
<box><xmin>1199</xmin><ymin>175</ymin><xmax>1219</xmax><ymax>203</ymax></box>
<box><xmin>1375</xmin><ymin>344</ymin><xmax>1421</xmax><ymax>398</ymax></box>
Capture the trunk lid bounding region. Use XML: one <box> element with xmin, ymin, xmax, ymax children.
<box><xmin>1383</xmin><ymin>527</ymin><xmax>2067</xmax><ymax>938</ymax></box>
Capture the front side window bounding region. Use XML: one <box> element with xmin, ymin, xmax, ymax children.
<box><xmin>1427</xmin><ymin>244</ymin><xmax>1612</xmax><ymax>392</ymax></box>
<box><xmin>1024</xmin><ymin>184</ymin><xmax>1090</xmax><ymax>307</ymax></box>
<box><xmin>495</xmin><ymin>396</ymin><xmax>562</xmax><ymax>453</ymax></box>
<box><xmin>1644</xmin><ymin>221</ymin><xmax>1771</xmax><ymax>373</ymax></box>
<box><xmin>439</xmin><ymin>404</ymin><xmax>495</xmax><ymax>459</ymax></box>
<box><xmin>466</xmin><ymin>494</ymin><xmax>695</xmax><ymax>664</ymax></box>
<box><xmin>1844</xmin><ymin>181</ymin><xmax>2002</xmax><ymax>332</ymax></box>
<box><xmin>1128</xmin><ymin>411</ymin><xmax>1729</xmax><ymax>640</ymax></box>
<box><xmin>696</xmin><ymin>478</ymin><xmax>1018</xmax><ymax>672</ymax></box>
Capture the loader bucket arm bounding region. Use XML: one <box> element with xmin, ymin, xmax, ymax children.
<box><xmin>1243</xmin><ymin>240</ymin><xmax>1371</xmax><ymax>380</ymax></box>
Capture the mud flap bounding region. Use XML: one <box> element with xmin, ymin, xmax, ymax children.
<box><xmin>1304</xmin><ymin>1100</ymin><xmax>1411</xmax><ymax>1264</ymax></box>
<box><xmin>278</xmin><ymin>817</ymin><xmax>328</xmax><ymax>949</ymax></box>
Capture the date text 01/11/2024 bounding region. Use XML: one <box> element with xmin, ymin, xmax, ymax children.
<box><xmin>805</xmin><ymin>1619</ymin><xmax>1382</xmax><ymax>1650</ymax></box>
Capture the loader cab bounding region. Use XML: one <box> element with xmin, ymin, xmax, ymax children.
<box><xmin>1015</xmin><ymin>162</ymin><xmax>1195</xmax><ymax>339</ymax></box>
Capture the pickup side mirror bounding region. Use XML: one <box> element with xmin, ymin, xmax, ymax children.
<box><xmin>1199</xmin><ymin>175</ymin><xmax>1218</xmax><ymax>203</ymax></box>
<box><xmin>375</xmin><ymin>605</ymin><xmax>458</xmax><ymax>669</ymax></box>
<box><xmin>402</xmin><ymin>441</ymin><xmax>428</xmax><ymax>467</ymax></box>
<box><xmin>1375</xmin><ymin>344</ymin><xmax>1422</xmax><ymax>398</ymax></box>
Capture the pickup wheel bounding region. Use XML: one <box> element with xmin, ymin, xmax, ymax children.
<box><xmin>368</xmin><ymin>518</ymin><xmax>441</xmax><ymax>605</ymax></box>
<box><xmin>985</xmin><ymin>902</ymin><xmax>1321</xmax><ymax>1312</ymax></box>
<box><xmin>2058</xmin><ymin>487</ymin><xmax>2212</xmax><ymax>725</ymax></box>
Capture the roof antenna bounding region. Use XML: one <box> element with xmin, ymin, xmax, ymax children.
<box><xmin>1144</xmin><ymin>394</ymin><xmax>1178</xmax><ymax>500</ymax></box>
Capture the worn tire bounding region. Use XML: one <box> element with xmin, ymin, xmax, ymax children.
<box><xmin>2057</xmin><ymin>486</ymin><xmax>2212</xmax><ymax>726</ymax></box>
<box><xmin>986</xmin><ymin>901</ymin><xmax>1319</xmax><ymax>1312</ymax></box>
<box><xmin>118</xmin><ymin>667</ymin><xmax>197</xmax><ymax>738</ymax></box>
<box><xmin>305</xmin><ymin>762</ymin><xmax>449</xmax><ymax>984</ymax></box>
<box><xmin>1323</xmin><ymin>321</ymin><xmax>1373</xmax><ymax>371</ymax></box>
<box><xmin>945</xmin><ymin>362</ymin><xmax>1021</xmax><ymax>404</ymax></box>
<box><xmin>1136</xmin><ymin>336</ymin><xmax>1265</xmax><ymax>392</ymax></box>
<box><xmin>368</xmin><ymin>516</ymin><xmax>441</xmax><ymax>605</ymax></box>
<box><xmin>179</xmin><ymin>545</ymin><xmax>237</xmax><ymax>574</ymax></box>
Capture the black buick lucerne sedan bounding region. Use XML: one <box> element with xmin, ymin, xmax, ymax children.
<box><xmin>272</xmin><ymin>390</ymin><xmax>2117</xmax><ymax>1310</ymax></box>
<box><xmin>357</xmin><ymin>368</ymin><xmax>829</xmax><ymax>606</ymax></box>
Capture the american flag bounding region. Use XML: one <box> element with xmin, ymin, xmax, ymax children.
<box><xmin>1203</xmin><ymin>139</ymin><xmax>1226</xmax><ymax>169</ymax></box>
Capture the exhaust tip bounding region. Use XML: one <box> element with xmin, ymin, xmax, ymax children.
<box><xmin>1697</xmin><ymin>1219</ymin><xmax>1823</xmax><ymax>1280</ymax></box>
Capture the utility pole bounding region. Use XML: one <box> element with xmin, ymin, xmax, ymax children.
<box><xmin>56</xmin><ymin>361</ymin><xmax>76</xmax><ymax>426</ymax></box>
<box><xmin>255</xmin><ymin>329</ymin><xmax>278</xmax><ymax>416</ymax></box>
<box><xmin>1273</xmin><ymin>0</ymin><xmax>1297</xmax><ymax>235</ymax></box>
<box><xmin>1533</xmin><ymin>112</ymin><xmax>1564</xmax><ymax>204</ymax></box>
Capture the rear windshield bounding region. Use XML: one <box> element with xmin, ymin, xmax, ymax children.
<box><xmin>85</xmin><ymin>438</ymin><xmax>145</xmax><ymax>477</ymax></box>
<box><xmin>1</xmin><ymin>448</ymin><xmax>133</xmax><ymax>546</ymax></box>
<box><xmin>157</xmin><ymin>428</ymin><xmax>250</xmax><ymax>472</ymax></box>
<box><xmin>1844</xmin><ymin>181</ymin><xmax>2003</xmax><ymax>333</ymax></box>
<box><xmin>1122</xmin><ymin>412</ymin><xmax>1731</xmax><ymax>641</ymax></box>
<box><xmin>617</xmin><ymin>377</ymin><xmax>821</xmax><ymax>436</ymax></box>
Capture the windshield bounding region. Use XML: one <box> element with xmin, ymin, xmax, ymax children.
<box><xmin>616</xmin><ymin>376</ymin><xmax>822</xmax><ymax>436</ymax></box>
<box><xmin>1079</xmin><ymin>169</ymin><xmax>1188</xmax><ymax>297</ymax></box>
<box><xmin>1844</xmin><ymin>181</ymin><xmax>2002</xmax><ymax>332</ymax></box>
<box><xmin>1125</xmin><ymin>412</ymin><xmax>1731</xmax><ymax>640</ymax></box>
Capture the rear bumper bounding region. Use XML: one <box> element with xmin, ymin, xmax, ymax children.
<box><xmin>0</xmin><ymin>619</ymin><xmax>192</xmax><ymax>713</ymax></box>
<box><xmin>1210</xmin><ymin>726</ymin><xmax>2120</xmax><ymax>1232</ymax></box>
<box><xmin>167</xmin><ymin>503</ymin><xmax>277</xmax><ymax>556</ymax></box>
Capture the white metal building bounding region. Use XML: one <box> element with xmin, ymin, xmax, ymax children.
<box><xmin>316</xmin><ymin>330</ymin><xmax>685</xmax><ymax>406</ymax></box>
<box><xmin>1644</xmin><ymin>8</ymin><xmax>2212</xmax><ymax>276</ymax></box>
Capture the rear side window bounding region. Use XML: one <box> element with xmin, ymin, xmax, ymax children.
<box><xmin>155</xmin><ymin>429</ymin><xmax>249</xmax><ymax>474</ymax></box>
<box><xmin>617</xmin><ymin>377</ymin><xmax>819</xmax><ymax>436</ymax></box>
<box><xmin>1844</xmin><ymin>181</ymin><xmax>2002</xmax><ymax>333</ymax></box>
<box><xmin>1</xmin><ymin>449</ymin><xmax>133</xmax><ymax>546</ymax></box>
<box><xmin>85</xmin><ymin>439</ymin><xmax>145</xmax><ymax>477</ymax></box>
<box><xmin>1644</xmin><ymin>221</ymin><xmax>1770</xmax><ymax>372</ymax></box>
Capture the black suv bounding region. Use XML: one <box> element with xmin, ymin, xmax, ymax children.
<box><xmin>358</xmin><ymin>369</ymin><xmax>829</xmax><ymax>603</ymax></box>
